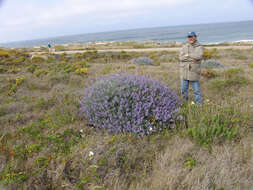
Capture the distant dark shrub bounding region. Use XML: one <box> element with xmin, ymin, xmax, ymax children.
<box><xmin>54</xmin><ymin>45</ymin><xmax>65</xmax><ymax>51</ymax></box>
<box><xmin>80</xmin><ymin>74</ymin><xmax>180</xmax><ymax>135</ymax></box>
<box><xmin>131</xmin><ymin>57</ymin><xmax>155</xmax><ymax>65</ymax></box>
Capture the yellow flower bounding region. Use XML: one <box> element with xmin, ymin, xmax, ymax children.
<box><xmin>15</xmin><ymin>76</ymin><xmax>25</xmax><ymax>86</ymax></box>
<box><xmin>80</xmin><ymin>68</ymin><xmax>88</xmax><ymax>73</ymax></box>
<box><xmin>75</xmin><ymin>68</ymin><xmax>88</xmax><ymax>74</ymax></box>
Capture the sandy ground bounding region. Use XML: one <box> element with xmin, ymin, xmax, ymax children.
<box><xmin>30</xmin><ymin>45</ymin><xmax>253</xmax><ymax>55</ymax></box>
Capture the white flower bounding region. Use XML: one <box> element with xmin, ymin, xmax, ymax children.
<box><xmin>80</xmin><ymin>129</ymin><xmax>84</xmax><ymax>133</ymax></box>
<box><xmin>149</xmin><ymin>127</ymin><xmax>153</xmax><ymax>131</ymax></box>
<box><xmin>89</xmin><ymin>151</ymin><xmax>94</xmax><ymax>157</ymax></box>
<box><xmin>191</xmin><ymin>101</ymin><xmax>195</xmax><ymax>105</ymax></box>
<box><xmin>205</xmin><ymin>99</ymin><xmax>210</xmax><ymax>103</ymax></box>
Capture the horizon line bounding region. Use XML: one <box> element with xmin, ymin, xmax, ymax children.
<box><xmin>1</xmin><ymin>19</ymin><xmax>253</xmax><ymax>46</ymax></box>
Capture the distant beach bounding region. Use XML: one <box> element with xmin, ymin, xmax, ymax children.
<box><xmin>1</xmin><ymin>20</ymin><xmax>253</xmax><ymax>48</ymax></box>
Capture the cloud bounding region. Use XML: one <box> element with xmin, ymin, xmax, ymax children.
<box><xmin>1</xmin><ymin>0</ymin><xmax>197</xmax><ymax>27</ymax></box>
<box><xmin>0</xmin><ymin>0</ymin><xmax>199</xmax><ymax>42</ymax></box>
<box><xmin>0</xmin><ymin>0</ymin><xmax>253</xmax><ymax>43</ymax></box>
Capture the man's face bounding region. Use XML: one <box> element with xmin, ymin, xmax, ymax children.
<box><xmin>187</xmin><ymin>36</ymin><xmax>196</xmax><ymax>44</ymax></box>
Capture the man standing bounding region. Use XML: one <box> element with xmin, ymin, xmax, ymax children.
<box><xmin>48</xmin><ymin>42</ymin><xmax>52</xmax><ymax>52</ymax></box>
<box><xmin>179</xmin><ymin>32</ymin><xmax>204</xmax><ymax>104</ymax></box>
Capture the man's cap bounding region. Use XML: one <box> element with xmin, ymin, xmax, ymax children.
<box><xmin>187</xmin><ymin>32</ymin><xmax>197</xmax><ymax>37</ymax></box>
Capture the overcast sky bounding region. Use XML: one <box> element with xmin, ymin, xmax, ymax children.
<box><xmin>0</xmin><ymin>0</ymin><xmax>253</xmax><ymax>43</ymax></box>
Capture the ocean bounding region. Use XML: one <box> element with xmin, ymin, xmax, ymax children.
<box><xmin>1</xmin><ymin>20</ymin><xmax>253</xmax><ymax>48</ymax></box>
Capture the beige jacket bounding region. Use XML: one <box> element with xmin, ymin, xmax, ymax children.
<box><xmin>179</xmin><ymin>40</ymin><xmax>204</xmax><ymax>81</ymax></box>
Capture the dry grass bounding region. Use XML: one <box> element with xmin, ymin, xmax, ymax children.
<box><xmin>138</xmin><ymin>136</ymin><xmax>253</xmax><ymax>190</ymax></box>
<box><xmin>0</xmin><ymin>48</ymin><xmax>253</xmax><ymax>189</ymax></box>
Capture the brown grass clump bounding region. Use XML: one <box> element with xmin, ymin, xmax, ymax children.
<box><xmin>201</xmin><ymin>69</ymin><xmax>217</xmax><ymax>79</ymax></box>
<box><xmin>137</xmin><ymin>136</ymin><xmax>253</xmax><ymax>190</ymax></box>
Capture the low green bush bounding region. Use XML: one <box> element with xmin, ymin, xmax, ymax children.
<box><xmin>209</xmin><ymin>76</ymin><xmax>249</xmax><ymax>91</ymax></box>
<box><xmin>178</xmin><ymin>100</ymin><xmax>248</xmax><ymax>146</ymax></box>
<box><xmin>224</xmin><ymin>68</ymin><xmax>244</xmax><ymax>78</ymax></box>
<box><xmin>0</xmin><ymin>50</ymin><xmax>11</xmax><ymax>58</ymax></box>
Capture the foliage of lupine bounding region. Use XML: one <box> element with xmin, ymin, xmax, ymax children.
<box><xmin>79</xmin><ymin>74</ymin><xmax>180</xmax><ymax>135</ymax></box>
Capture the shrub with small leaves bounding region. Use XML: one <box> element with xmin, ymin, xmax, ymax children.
<box><xmin>80</xmin><ymin>74</ymin><xmax>180</xmax><ymax>135</ymax></box>
<box><xmin>131</xmin><ymin>56</ymin><xmax>155</xmax><ymax>65</ymax></box>
<box><xmin>201</xmin><ymin>59</ymin><xmax>225</xmax><ymax>69</ymax></box>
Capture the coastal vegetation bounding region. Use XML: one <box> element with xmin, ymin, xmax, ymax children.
<box><xmin>0</xmin><ymin>45</ymin><xmax>253</xmax><ymax>189</ymax></box>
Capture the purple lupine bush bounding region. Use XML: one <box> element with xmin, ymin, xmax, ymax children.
<box><xmin>79</xmin><ymin>74</ymin><xmax>180</xmax><ymax>135</ymax></box>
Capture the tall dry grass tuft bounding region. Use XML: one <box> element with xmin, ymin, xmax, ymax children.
<box><xmin>136</xmin><ymin>136</ymin><xmax>253</xmax><ymax>190</ymax></box>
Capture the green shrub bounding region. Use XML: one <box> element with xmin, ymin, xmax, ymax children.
<box><xmin>187</xmin><ymin>113</ymin><xmax>239</xmax><ymax>145</ymax></box>
<box><xmin>184</xmin><ymin>157</ymin><xmax>196</xmax><ymax>167</ymax></box>
<box><xmin>209</xmin><ymin>77</ymin><xmax>249</xmax><ymax>91</ymax></box>
<box><xmin>224</xmin><ymin>68</ymin><xmax>244</xmax><ymax>78</ymax></box>
<box><xmin>0</xmin><ymin>66</ymin><xmax>7</xmax><ymax>73</ymax></box>
<box><xmin>127</xmin><ymin>65</ymin><xmax>136</xmax><ymax>70</ymax></box>
<box><xmin>0</xmin><ymin>50</ymin><xmax>11</xmax><ymax>58</ymax></box>
<box><xmin>0</xmin><ymin>106</ymin><xmax>7</xmax><ymax>117</ymax></box>
<box><xmin>34</xmin><ymin>97</ymin><xmax>55</xmax><ymax>110</ymax></box>
<box><xmin>63</xmin><ymin>64</ymin><xmax>75</xmax><ymax>73</ymax></box>
<box><xmin>232</xmin><ymin>54</ymin><xmax>248</xmax><ymax>60</ymax></box>
<box><xmin>179</xmin><ymin>101</ymin><xmax>247</xmax><ymax>146</ymax></box>
<box><xmin>54</xmin><ymin>45</ymin><xmax>65</xmax><ymax>51</ymax></box>
<box><xmin>101</xmin><ymin>65</ymin><xmax>113</xmax><ymax>74</ymax></box>
<box><xmin>26</xmin><ymin>64</ymin><xmax>37</xmax><ymax>73</ymax></box>
<box><xmin>154</xmin><ymin>61</ymin><xmax>160</xmax><ymax>66</ymax></box>
<box><xmin>8</xmin><ymin>66</ymin><xmax>21</xmax><ymax>73</ymax></box>
<box><xmin>133</xmin><ymin>44</ymin><xmax>145</xmax><ymax>49</ymax></box>
<box><xmin>13</xmin><ymin>56</ymin><xmax>25</xmax><ymax>64</ymax></box>
<box><xmin>249</xmin><ymin>63</ymin><xmax>253</xmax><ymax>68</ymax></box>
<box><xmin>209</xmin><ymin>68</ymin><xmax>248</xmax><ymax>91</ymax></box>
<box><xmin>31</xmin><ymin>57</ymin><xmax>46</xmax><ymax>64</ymax></box>
<box><xmin>34</xmin><ymin>69</ymin><xmax>48</xmax><ymax>77</ymax></box>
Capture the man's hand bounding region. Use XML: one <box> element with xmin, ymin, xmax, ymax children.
<box><xmin>185</xmin><ymin>54</ymin><xmax>198</xmax><ymax>62</ymax></box>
